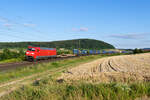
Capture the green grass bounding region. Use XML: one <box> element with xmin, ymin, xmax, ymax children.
<box><xmin>0</xmin><ymin>58</ymin><xmax>23</xmax><ymax>64</ymax></box>
<box><xmin>1</xmin><ymin>76</ymin><xmax>150</xmax><ymax>100</ymax></box>
<box><xmin>0</xmin><ymin>55</ymin><xmax>108</xmax><ymax>84</ymax></box>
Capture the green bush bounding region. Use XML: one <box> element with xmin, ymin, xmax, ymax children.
<box><xmin>0</xmin><ymin>48</ymin><xmax>25</xmax><ymax>61</ymax></box>
<box><xmin>57</xmin><ymin>50</ymin><xmax>71</xmax><ymax>55</ymax></box>
<box><xmin>133</xmin><ymin>48</ymin><xmax>143</xmax><ymax>54</ymax></box>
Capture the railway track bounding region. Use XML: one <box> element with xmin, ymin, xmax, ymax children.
<box><xmin>0</xmin><ymin>56</ymin><xmax>78</xmax><ymax>71</ymax></box>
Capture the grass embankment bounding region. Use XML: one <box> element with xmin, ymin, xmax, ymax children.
<box><xmin>1</xmin><ymin>77</ymin><xmax>150</xmax><ymax>100</ymax></box>
<box><xmin>0</xmin><ymin>48</ymin><xmax>25</xmax><ymax>64</ymax></box>
<box><xmin>0</xmin><ymin>58</ymin><xmax>23</xmax><ymax>64</ymax></box>
<box><xmin>0</xmin><ymin>54</ymin><xmax>113</xmax><ymax>84</ymax></box>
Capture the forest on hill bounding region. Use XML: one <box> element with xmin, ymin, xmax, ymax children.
<box><xmin>0</xmin><ymin>39</ymin><xmax>115</xmax><ymax>49</ymax></box>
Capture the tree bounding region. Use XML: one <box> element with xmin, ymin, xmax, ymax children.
<box><xmin>133</xmin><ymin>48</ymin><xmax>143</xmax><ymax>54</ymax></box>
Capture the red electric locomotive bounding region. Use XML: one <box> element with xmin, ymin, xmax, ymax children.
<box><xmin>26</xmin><ymin>46</ymin><xmax>57</xmax><ymax>61</ymax></box>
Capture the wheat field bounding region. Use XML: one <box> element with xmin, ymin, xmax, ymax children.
<box><xmin>59</xmin><ymin>53</ymin><xmax>150</xmax><ymax>83</ymax></box>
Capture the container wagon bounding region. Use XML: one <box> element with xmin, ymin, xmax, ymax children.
<box><xmin>93</xmin><ymin>50</ymin><xmax>97</xmax><ymax>54</ymax></box>
<box><xmin>97</xmin><ymin>50</ymin><xmax>101</xmax><ymax>54</ymax></box>
<box><xmin>89</xmin><ymin>50</ymin><xmax>94</xmax><ymax>54</ymax></box>
<box><xmin>81</xmin><ymin>50</ymin><xmax>88</xmax><ymax>55</ymax></box>
<box><xmin>73</xmin><ymin>49</ymin><xmax>80</xmax><ymax>56</ymax></box>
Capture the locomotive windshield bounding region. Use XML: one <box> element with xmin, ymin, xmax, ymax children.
<box><xmin>28</xmin><ymin>48</ymin><xmax>35</xmax><ymax>51</ymax></box>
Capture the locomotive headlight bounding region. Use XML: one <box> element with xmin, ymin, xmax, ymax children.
<box><xmin>31</xmin><ymin>53</ymin><xmax>34</xmax><ymax>54</ymax></box>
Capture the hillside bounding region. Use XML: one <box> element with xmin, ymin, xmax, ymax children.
<box><xmin>0</xmin><ymin>39</ymin><xmax>115</xmax><ymax>49</ymax></box>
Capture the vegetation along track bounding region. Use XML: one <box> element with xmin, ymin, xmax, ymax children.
<box><xmin>0</xmin><ymin>63</ymin><xmax>72</xmax><ymax>98</ymax></box>
<box><xmin>0</xmin><ymin>55</ymin><xmax>77</xmax><ymax>71</ymax></box>
<box><xmin>0</xmin><ymin>55</ymin><xmax>103</xmax><ymax>98</ymax></box>
<box><xmin>59</xmin><ymin>53</ymin><xmax>150</xmax><ymax>83</ymax></box>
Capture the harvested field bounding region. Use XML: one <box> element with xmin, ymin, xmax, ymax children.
<box><xmin>59</xmin><ymin>53</ymin><xmax>150</xmax><ymax>83</ymax></box>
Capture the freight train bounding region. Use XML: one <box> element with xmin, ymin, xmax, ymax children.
<box><xmin>26</xmin><ymin>46</ymin><xmax>57</xmax><ymax>61</ymax></box>
<box><xmin>26</xmin><ymin>46</ymin><xmax>132</xmax><ymax>61</ymax></box>
<box><xmin>73</xmin><ymin>49</ymin><xmax>119</xmax><ymax>55</ymax></box>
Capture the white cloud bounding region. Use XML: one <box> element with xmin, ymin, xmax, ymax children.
<box><xmin>0</xmin><ymin>17</ymin><xmax>9</xmax><ymax>23</ymax></box>
<box><xmin>72</xmin><ymin>28</ymin><xmax>78</xmax><ymax>31</ymax></box>
<box><xmin>109</xmin><ymin>33</ymin><xmax>149</xmax><ymax>39</ymax></box>
<box><xmin>23</xmin><ymin>23</ymin><xmax>36</xmax><ymax>27</ymax></box>
<box><xmin>79</xmin><ymin>27</ymin><xmax>88</xmax><ymax>32</ymax></box>
<box><xmin>3</xmin><ymin>23</ymin><xmax>12</xmax><ymax>28</ymax></box>
<box><xmin>72</xmin><ymin>27</ymin><xmax>89</xmax><ymax>32</ymax></box>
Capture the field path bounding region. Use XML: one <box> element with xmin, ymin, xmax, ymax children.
<box><xmin>0</xmin><ymin>55</ymin><xmax>99</xmax><ymax>98</ymax></box>
<box><xmin>0</xmin><ymin>65</ymin><xmax>70</xmax><ymax>98</ymax></box>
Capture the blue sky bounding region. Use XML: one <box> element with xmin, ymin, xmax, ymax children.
<box><xmin>0</xmin><ymin>0</ymin><xmax>150</xmax><ymax>49</ymax></box>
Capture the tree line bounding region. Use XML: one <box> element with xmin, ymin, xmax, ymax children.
<box><xmin>133</xmin><ymin>48</ymin><xmax>150</xmax><ymax>54</ymax></box>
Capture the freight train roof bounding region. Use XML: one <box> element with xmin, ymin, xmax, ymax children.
<box><xmin>28</xmin><ymin>46</ymin><xmax>56</xmax><ymax>50</ymax></box>
<box><xmin>40</xmin><ymin>47</ymin><xmax>56</xmax><ymax>50</ymax></box>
